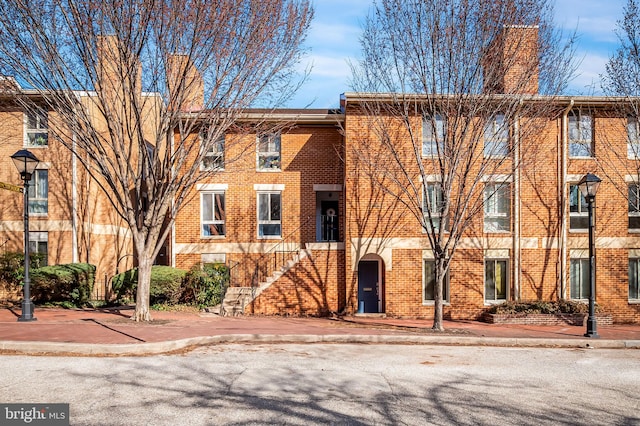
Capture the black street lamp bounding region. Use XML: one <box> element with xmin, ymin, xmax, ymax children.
<box><xmin>578</xmin><ymin>172</ymin><xmax>601</xmax><ymax>338</ymax></box>
<box><xmin>11</xmin><ymin>149</ymin><xmax>40</xmax><ymax>322</ymax></box>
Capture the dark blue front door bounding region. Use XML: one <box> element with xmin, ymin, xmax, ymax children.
<box><xmin>358</xmin><ymin>260</ymin><xmax>379</xmax><ymax>313</ymax></box>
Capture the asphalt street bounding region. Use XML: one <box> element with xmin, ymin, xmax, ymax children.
<box><xmin>1</xmin><ymin>344</ymin><xmax>638</xmax><ymax>425</ymax></box>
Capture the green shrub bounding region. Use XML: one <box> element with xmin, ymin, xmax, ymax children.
<box><xmin>182</xmin><ymin>263</ymin><xmax>229</xmax><ymax>308</ymax></box>
<box><xmin>111</xmin><ymin>266</ymin><xmax>187</xmax><ymax>305</ymax></box>
<box><xmin>0</xmin><ymin>251</ymin><xmax>45</xmax><ymax>289</ymax></box>
<box><xmin>30</xmin><ymin>263</ymin><xmax>95</xmax><ymax>306</ymax></box>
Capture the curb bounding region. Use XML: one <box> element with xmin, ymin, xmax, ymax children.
<box><xmin>1</xmin><ymin>335</ymin><xmax>639</xmax><ymax>356</ymax></box>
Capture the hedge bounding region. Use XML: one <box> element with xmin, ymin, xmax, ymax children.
<box><xmin>112</xmin><ymin>265</ymin><xmax>187</xmax><ymax>305</ymax></box>
<box><xmin>30</xmin><ymin>263</ymin><xmax>96</xmax><ymax>306</ymax></box>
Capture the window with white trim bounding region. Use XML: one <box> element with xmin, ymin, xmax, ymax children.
<box><xmin>484</xmin><ymin>182</ymin><xmax>510</xmax><ymax>232</ymax></box>
<box><xmin>28</xmin><ymin>169</ymin><xmax>48</xmax><ymax>214</ymax></box>
<box><xmin>257</xmin><ymin>133</ymin><xmax>281</xmax><ymax>171</ymax></box>
<box><xmin>484</xmin><ymin>113</ymin><xmax>509</xmax><ymax>157</ymax></box>
<box><xmin>629</xmin><ymin>257</ymin><xmax>640</xmax><ymax>301</ymax></box>
<box><xmin>485</xmin><ymin>258</ymin><xmax>508</xmax><ymax>302</ymax></box>
<box><xmin>422</xmin><ymin>114</ymin><xmax>445</xmax><ymax>157</ymax></box>
<box><xmin>568</xmin><ymin>110</ymin><xmax>593</xmax><ymax>157</ymax></box>
<box><xmin>628</xmin><ymin>116</ymin><xmax>640</xmax><ymax>159</ymax></box>
<box><xmin>629</xmin><ymin>184</ymin><xmax>640</xmax><ymax>231</ymax></box>
<box><xmin>257</xmin><ymin>192</ymin><xmax>281</xmax><ymax>237</ymax></box>
<box><xmin>25</xmin><ymin>110</ymin><xmax>48</xmax><ymax>147</ymax></box>
<box><xmin>201</xmin><ymin>134</ymin><xmax>224</xmax><ymax>170</ymax></box>
<box><xmin>423</xmin><ymin>259</ymin><xmax>449</xmax><ymax>303</ymax></box>
<box><xmin>569</xmin><ymin>184</ymin><xmax>588</xmax><ymax>230</ymax></box>
<box><xmin>201</xmin><ymin>192</ymin><xmax>225</xmax><ymax>237</ymax></box>
<box><xmin>570</xmin><ymin>257</ymin><xmax>589</xmax><ymax>300</ymax></box>
<box><xmin>28</xmin><ymin>231</ymin><xmax>48</xmax><ymax>267</ymax></box>
<box><xmin>423</xmin><ymin>182</ymin><xmax>447</xmax><ymax>232</ymax></box>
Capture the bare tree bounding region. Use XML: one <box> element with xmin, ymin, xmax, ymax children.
<box><xmin>348</xmin><ymin>0</ymin><xmax>576</xmax><ymax>330</ymax></box>
<box><xmin>0</xmin><ymin>0</ymin><xmax>313</xmax><ymax>321</ymax></box>
<box><xmin>598</xmin><ymin>0</ymin><xmax>640</xmax><ymax>200</ymax></box>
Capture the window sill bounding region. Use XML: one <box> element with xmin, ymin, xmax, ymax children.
<box><xmin>256</xmin><ymin>169</ymin><xmax>281</xmax><ymax>173</ymax></box>
<box><xmin>24</xmin><ymin>145</ymin><xmax>48</xmax><ymax>149</ymax></box>
<box><xmin>257</xmin><ymin>236</ymin><xmax>282</xmax><ymax>240</ymax></box>
<box><xmin>628</xmin><ymin>299</ymin><xmax>640</xmax><ymax>304</ymax></box>
<box><xmin>422</xmin><ymin>301</ymin><xmax>450</xmax><ymax>306</ymax></box>
<box><xmin>628</xmin><ymin>229</ymin><xmax>640</xmax><ymax>233</ymax></box>
<box><xmin>484</xmin><ymin>299</ymin><xmax>507</xmax><ymax>305</ymax></box>
<box><xmin>568</xmin><ymin>156</ymin><xmax>594</xmax><ymax>160</ymax></box>
<box><xmin>201</xmin><ymin>235</ymin><xmax>226</xmax><ymax>240</ymax></box>
<box><xmin>568</xmin><ymin>229</ymin><xmax>588</xmax><ymax>233</ymax></box>
<box><xmin>483</xmin><ymin>230</ymin><xmax>511</xmax><ymax>234</ymax></box>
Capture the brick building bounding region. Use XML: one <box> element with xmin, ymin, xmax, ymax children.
<box><xmin>1</xmin><ymin>28</ymin><xmax>640</xmax><ymax>323</ymax></box>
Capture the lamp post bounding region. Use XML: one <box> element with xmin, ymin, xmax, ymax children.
<box><xmin>577</xmin><ymin>172</ymin><xmax>601</xmax><ymax>338</ymax></box>
<box><xmin>11</xmin><ymin>149</ymin><xmax>40</xmax><ymax>322</ymax></box>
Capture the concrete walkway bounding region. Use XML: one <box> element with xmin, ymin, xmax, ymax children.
<box><xmin>1</xmin><ymin>306</ymin><xmax>639</xmax><ymax>355</ymax></box>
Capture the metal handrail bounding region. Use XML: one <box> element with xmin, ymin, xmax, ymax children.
<box><xmin>252</xmin><ymin>215</ymin><xmax>313</xmax><ymax>287</ymax></box>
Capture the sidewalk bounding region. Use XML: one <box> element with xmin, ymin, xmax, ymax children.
<box><xmin>1</xmin><ymin>306</ymin><xmax>639</xmax><ymax>355</ymax></box>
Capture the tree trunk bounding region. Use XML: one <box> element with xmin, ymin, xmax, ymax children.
<box><xmin>132</xmin><ymin>255</ymin><xmax>152</xmax><ymax>322</ymax></box>
<box><xmin>432</xmin><ymin>256</ymin><xmax>446</xmax><ymax>332</ymax></box>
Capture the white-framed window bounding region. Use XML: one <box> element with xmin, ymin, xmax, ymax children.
<box><xmin>483</xmin><ymin>113</ymin><xmax>509</xmax><ymax>157</ymax></box>
<box><xmin>629</xmin><ymin>184</ymin><xmax>640</xmax><ymax>231</ymax></box>
<box><xmin>257</xmin><ymin>192</ymin><xmax>281</xmax><ymax>238</ymax></box>
<box><xmin>568</xmin><ymin>110</ymin><xmax>593</xmax><ymax>157</ymax></box>
<box><xmin>484</xmin><ymin>182</ymin><xmax>510</xmax><ymax>232</ymax></box>
<box><xmin>201</xmin><ymin>192</ymin><xmax>225</xmax><ymax>237</ymax></box>
<box><xmin>628</xmin><ymin>116</ymin><xmax>640</xmax><ymax>159</ymax></box>
<box><xmin>28</xmin><ymin>231</ymin><xmax>48</xmax><ymax>267</ymax></box>
<box><xmin>28</xmin><ymin>169</ymin><xmax>48</xmax><ymax>215</ymax></box>
<box><xmin>422</xmin><ymin>114</ymin><xmax>446</xmax><ymax>157</ymax></box>
<box><xmin>25</xmin><ymin>110</ymin><xmax>48</xmax><ymax>147</ymax></box>
<box><xmin>629</xmin><ymin>257</ymin><xmax>640</xmax><ymax>302</ymax></box>
<box><xmin>629</xmin><ymin>257</ymin><xmax>640</xmax><ymax>301</ymax></box>
<box><xmin>257</xmin><ymin>133</ymin><xmax>281</xmax><ymax>171</ymax></box>
<box><xmin>201</xmin><ymin>134</ymin><xmax>224</xmax><ymax>171</ymax></box>
<box><xmin>569</xmin><ymin>184</ymin><xmax>588</xmax><ymax>231</ymax></box>
<box><xmin>423</xmin><ymin>259</ymin><xmax>449</xmax><ymax>303</ymax></box>
<box><xmin>485</xmin><ymin>258</ymin><xmax>508</xmax><ymax>302</ymax></box>
<box><xmin>423</xmin><ymin>182</ymin><xmax>447</xmax><ymax>232</ymax></box>
<box><xmin>570</xmin><ymin>257</ymin><xmax>589</xmax><ymax>300</ymax></box>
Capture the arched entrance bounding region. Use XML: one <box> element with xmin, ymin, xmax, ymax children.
<box><xmin>357</xmin><ymin>256</ymin><xmax>384</xmax><ymax>313</ymax></box>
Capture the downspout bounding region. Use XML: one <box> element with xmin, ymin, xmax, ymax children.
<box><xmin>513</xmin><ymin>110</ymin><xmax>521</xmax><ymax>300</ymax></box>
<box><xmin>560</xmin><ymin>100</ymin><xmax>574</xmax><ymax>299</ymax></box>
<box><xmin>71</xmin><ymin>129</ymin><xmax>78</xmax><ymax>263</ymax></box>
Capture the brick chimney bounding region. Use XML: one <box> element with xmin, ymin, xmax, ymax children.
<box><xmin>96</xmin><ymin>35</ymin><xmax>142</xmax><ymax>99</ymax></box>
<box><xmin>483</xmin><ymin>25</ymin><xmax>539</xmax><ymax>95</ymax></box>
<box><xmin>166</xmin><ymin>54</ymin><xmax>204</xmax><ymax>112</ymax></box>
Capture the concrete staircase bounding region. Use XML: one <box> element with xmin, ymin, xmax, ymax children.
<box><xmin>218</xmin><ymin>248</ymin><xmax>311</xmax><ymax>316</ymax></box>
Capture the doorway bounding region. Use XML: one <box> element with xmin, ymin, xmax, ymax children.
<box><xmin>357</xmin><ymin>260</ymin><xmax>382</xmax><ymax>313</ymax></box>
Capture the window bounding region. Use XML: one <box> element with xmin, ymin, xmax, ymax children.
<box><xmin>201</xmin><ymin>192</ymin><xmax>225</xmax><ymax>237</ymax></box>
<box><xmin>257</xmin><ymin>133</ymin><xmax>281</xmax><ymax>171</ymax></box>
<box><xmin>423</xmin><ymin>182</ymin><xmax>447</xmax><ymax>232</ymax></box>
<box><xmin>202</xmin><ymin>135</ymin><xmax>224</xmax><ymax>170</ymax></box>
<box><xmin>258</xmin><ymin>192</ymin><xmax>281</xmax><ymax>237</ymax></box>
<box><xmin>569</xmin><ymin>184</ymin><xmax>588</xmax><ymax>230</ymax></box>
<box><xmin>29</xmin><ymin>232</ymin><xmax>48</xmax><ymax>267</ymax></box>
<box><xmin>570</xmin><ymin>258</ymin><xmax>589</xmax><ymax>300</ymax></box>
<box><xmin>630</xmin><ymin>257</ymin><xmax>640</xmax><ymax>301</ymax></box>
<box><xmin>484</xmin><ymin>183</ymin><xmax>510</xmax><ymax>232</ymax></box>
<box><xmin>568</xmin><ymin>110</ymin><xmax>593</xmax><ymax>157</ymax></box>
<box><xmin>423</xmin><ymin>259</ymin><xmax>449</xmax><ymax>303</ymax></box>
<box><xmin>28</xmin><ymin>169</ymin><xmax>48</xmax><ymax>214</ymax></box>
<box><xmin>629</xmin><ymin>184</ymin><xmax>640</xmax><ymax>231</ymax></box>
<box><xmin>485</xmin><ymin>259</ymin><xmax>508</xmax><ymax>302</ymax></box>
<box><xmin>628</xmin><ymin>116</ymin><xmax>640</xmax><ymax>159</ymax></box>
<box><xmin>484</xmin><ymin>113</ymin><xmax>509</xmax><ymax>157</ymax></box>
<box><xmin>25</xmin><ymin>110</ymin><xmax>48</xmax><ymax>147</ymax></box>
<box><xmin>422</xmin><ymin>114</ymin><xmax>445</xmax><ymax>157</ymax></box>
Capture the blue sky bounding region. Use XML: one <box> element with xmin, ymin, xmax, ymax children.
<box><xmin>288</xmin><ymin>0</ymin><xmax>628</xmax><ymax>108</ymax></box>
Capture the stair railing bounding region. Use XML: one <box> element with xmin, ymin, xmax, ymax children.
<box><xmin>252</xmin><ymin>215</ymin><xmax>313</xmax><ymax>288</ymax></box>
